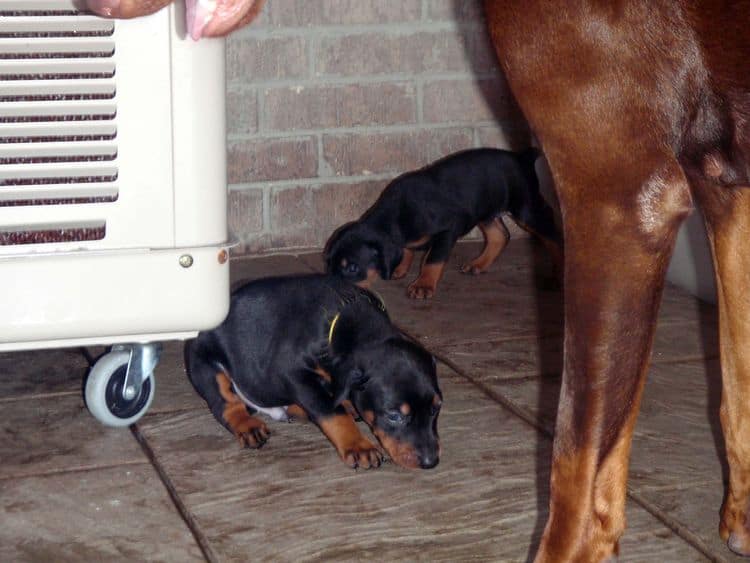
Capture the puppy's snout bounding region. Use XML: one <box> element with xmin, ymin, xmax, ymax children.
<box><xmin>418</xmin><ymin>445</ymin><xmax>440</xmax><ymax>469</ymax></box>
<box><xmin>419</xmin><ymin>453</ymin><xmax>439</xmax><ymax>469</ymax></box>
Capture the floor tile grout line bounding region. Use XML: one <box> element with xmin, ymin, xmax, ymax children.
<box><xmin>434</xmin><ymin>351</ymin><xmax>720</xmax><ymax>384</ymax></box>
<box><xmin>130</xmin><ymin>424</ymin><xmax>219</xmax><ymax>563</ymax></box>
<box><xmin>656</xmin><ymin>317</ymin><xmax>718</xmax><ymax>326</ymax></box>
<box><xmin>431</xmin><ymin>326</ymin><xmax>718</xmax><ymax>351</ymax></box>
<box><xmin>431</xmin><ymin>333</ymin><xmax>562</xmax><ymax>346</ymax></box>
<box><xmin>477</xmin><ymin>372</ymin><xmax>560</xmax><ymax>384</ymax></box>
<box><xmin>626</xmin><ymin>488</ymin><xmax>725</xmax><ymax>563</ymax></box>
<box><xmin>0</xmin><ymin>459</ymin><xmax>148</xmax><ymax>482</ymax></box>
<box><xmin>651</xmin><ymin>354</ymin><xmax>720</xmax><ymax>366</ymax></box>
<box><xmin>633</xmin><ymin>479</ymin><xmax>723</xmax><ymax>494</ymax></box>
<box><xmin>417</xmin><ymin>369</ymin><xmax>557</xmax><ymax>384</ymax></box>
<box><xmin>432</xmin><ymin>349</ymin><xmax>551</xmax><ymax>435</ymax></box>
<box><xmin>432</xmin><ymin>350</ymin><xmax>724</xmax><ymax>562</ymax></box>
<box><xmin>397</xmin><ymin>325</ymin><xmax>554</xmax><ymax>435</ymax></box>
<box><xmin>144</xmin><ymin>406</ymin><xmax>205</xmax><ymax>418</ymax></box>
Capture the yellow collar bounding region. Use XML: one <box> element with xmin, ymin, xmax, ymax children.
<box><xmin>328</xmin><ymin>313</ymin><xmax>341</xmax><ymax>345</ymax></box>
<box><xmin>326</xmin><ymin>289</ymin><xmax>386</xmax><ymax>346</ymax></box>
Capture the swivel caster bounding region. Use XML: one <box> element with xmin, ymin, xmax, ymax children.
<box><xmin>84</xmin><ymin>343</ymin><xmax>161</xmax><ymax>427</ymax></box>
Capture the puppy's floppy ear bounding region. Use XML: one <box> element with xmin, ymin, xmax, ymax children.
<box><xmin>332</xmin><ymin>367</ymin><xmax>369</xmax><ymax>406</ymax></box>
<box><xmin>375</xmin><ymin>238</ymin><xmax>403</xmax><ymax>280</ymax></box>
<box><xmin>324</xmin><ymin>221</ymin><xmax>356</xmax><ymax>273</ymax></box>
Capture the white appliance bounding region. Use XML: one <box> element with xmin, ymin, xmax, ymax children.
<box><xmin>0</xmin><ymin>1</ymin><xmax>230</xmax><ymax>425</ymax></box>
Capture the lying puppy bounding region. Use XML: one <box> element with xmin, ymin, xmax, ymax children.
<box><xmin>185</xmin><ymin>274</ymin><xmax>442</xmax><ymax>470</ymax></box>
<box><xmin>325</xmin><ymin>148</ymin><xmax>561</xmax><ymax>298</ymax></box>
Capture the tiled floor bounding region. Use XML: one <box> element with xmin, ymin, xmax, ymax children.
<box><xmin>0</xmin><ymin>240</ymin><xmax>739</xmax><ymax>562</ymax></box>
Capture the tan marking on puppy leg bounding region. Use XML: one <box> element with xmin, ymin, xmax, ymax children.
<box><xmin>392</xmin><ymin>248</ymin><xmax>415</xmax><ymax>279</ymax></box>
<box><xmin>341</xmin><ymin>399</ymin><xmax>359</xmax><ymax>420</ymax></box>
<box><xmin>318</xmin><ymin>414</ymin><xmax>383</xmax><ymax>469</ymax></box>
<box><xmin>405</xmin><ymin>235</ymin><xmax>432</xmax><ymax>249</ymax></box>
<box><xmin>215</xmin><ymin>372</ymin><xmax>236</xmax><ymax>403</ymax></box>
<box><xmin>461</xmin><ymin>217</ymin><xmax>510</xmax><ymax>274</ymax></box>
<box><xmin>361</xmin><ymin>410</ymin><xmax>376</xmax><ymax>425</ymax></box>
<box><xmin>215</xmin><ymin>372</ymin><xmax>270</xmax><ymax>448</ymax></box>
<box><xmin>407</xmin><ymin>261</ymin><xmax>445</xmax><ymax>299</ymax></box>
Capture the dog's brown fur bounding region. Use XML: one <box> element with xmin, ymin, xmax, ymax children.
<box><xmin>485</xmin><ymin>1</ymin><xmax>750</xmax><ymax>560</ymax></box>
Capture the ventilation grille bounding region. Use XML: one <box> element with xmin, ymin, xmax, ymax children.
<box><xmin>0</xmin><ymin>2</ymin><xmax>115</xmax><ymax>244</ymax></box>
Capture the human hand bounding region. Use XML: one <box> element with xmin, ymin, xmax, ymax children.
<box><xmin>79</xmin><ymin>0</ymin><xmax>266</xmax><ymax>39</ymax></box>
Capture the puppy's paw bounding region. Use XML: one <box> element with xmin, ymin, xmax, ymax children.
<box><xmin>233</xmin><ymin>416</ymin><xmax>270</xmax><ymax>449</ymax></box>
<box><xmin>460</xmin><ymin>262</ymin><xmax>487</xmax><ymax>275</ymax></box>
<box><xmin>340</xmin><ymin>438</ymin><xmax>384</xmax><ymax>470</ymax></box>
<box><xmin>407</xmin><ymin>280</ymin><xmax>436</xmax><ymax>299</ymax></box>
<box><xmin>391</xmin><ymin>267</ymin><xmax>409</xmax><ymax>280</ymax></box>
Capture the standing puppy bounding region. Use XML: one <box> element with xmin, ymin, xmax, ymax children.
<box><xmin>325</xmin><ymin>148</ymin><xmax>561</xmax><ymax>299</ymax></box>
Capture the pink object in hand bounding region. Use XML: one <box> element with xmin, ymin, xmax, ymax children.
<box><xmin>188</xmin><ymin>0</ymin><xmax>265</xmax><ymax>40</ymax></box>
<box><xmin>184</xmin><ymin>0</ymin><xmax>215</xmax><ymax>40</ymax></box>
<box><xmin>83</xmin><ymin>0</ymin><xmax>266</xmax><ymax>39</ymax></box>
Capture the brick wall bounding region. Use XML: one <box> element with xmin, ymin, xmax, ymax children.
<box><xmin>225</xmin><ymin>0</ymin><xmax>531</xmax><ymax>255</ymax></box>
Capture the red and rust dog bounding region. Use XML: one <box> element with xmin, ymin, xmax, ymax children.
<box><xmin>485</xmin><ymin>0</ymin><xmax>750</xmax><ymax>560</ymax></box>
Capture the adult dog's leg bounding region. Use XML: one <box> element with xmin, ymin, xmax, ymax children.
<box><xmin>693</xmin><ymin>186</ymin><xmax>750</xmax><ymax>555</ymax></box>
<box><xmin>484</xmin><ymin>1</ymin><xmax>702</xmax><ymax>557</ymax></box>
<box><xmin>537</xmin><ymin>162</ymin><xmax>691</xmax><ymax>562</ymax></box>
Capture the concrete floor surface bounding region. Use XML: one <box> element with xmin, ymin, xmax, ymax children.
<box><xmin>0</xmin><ymin>240</ymin><xmax>738</xmax><ymax>562</ymax></box>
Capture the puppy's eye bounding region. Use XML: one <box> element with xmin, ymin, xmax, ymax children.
<box><xmin>385</xmin><ymin>410</ymin><xmax>407</xmax><ymax>425</ymax></box>
<box><xmin>345</xmin><ymin>262</ymin><xmax>360</xmax><ymax>275</ymax></box>
<box><xmin>430</xmin><ymin>402</ymin><xmax>442</xmax><ymax>416</ymax></box>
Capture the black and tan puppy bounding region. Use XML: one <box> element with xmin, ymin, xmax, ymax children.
<box><xmin>185</xmin><ymin>274</ymin><xmax>442</xmax><ymax>470</ymax></box>
<box><xmin>325</xmin><ymin>148</ymin><xmax>561</xmax><ymax>298</ymax></box>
